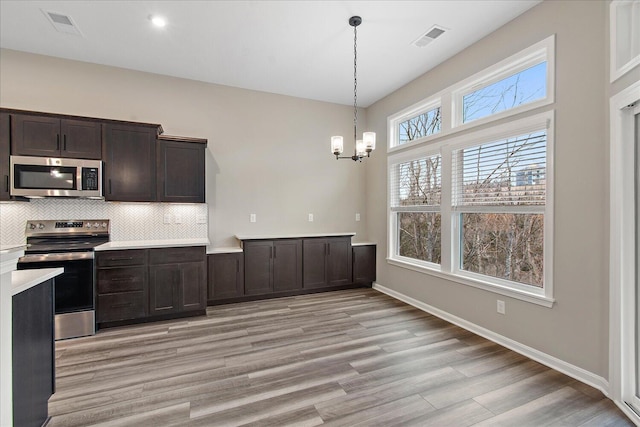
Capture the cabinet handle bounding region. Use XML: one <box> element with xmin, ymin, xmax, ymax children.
<box><xmin>56</xmin><ymin>134</ymin><xmax>60</xmax><ymax>150</ymax></box>
<box><xmin>110</xmin><ymin>256</ymin><xmax>133</xmax><ymax>261</ymax></box>
<box><xmin>109</xmin><ymin>179</ymin><xmax>112</xmax><ymax>194</ymax></box>
<box><xmin>111</xmin><ymin>276</ymin><xmax>135</xmax><ymax>282</ymax></box>
<box><xmin>111</xmin><ymin>302</ymin><xmax>133</xmax><ymax>308</ymax></box>
<box><xmin>63</xmin><ymin>134</ymin><xmax>67</xmax><ymax>151</ymax></box>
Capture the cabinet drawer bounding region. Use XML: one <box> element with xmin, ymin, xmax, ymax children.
<box><xmin>149</xmin><ymin>246</ymin><xmax>205</xmax><ymax>265</ymax></box>
<box><xmin>97</xmin><ymin>267</ymin><xmax>146</xmax><ymax>293</ymax></box>
<box><xmin>97</xmin><ymin>292</ymin><xmax>146</xmax><ymax>323</ymax></box>
<box><xmin>96</xmin><ymin>249</ymin><xmax>147</xmax><ymax>267</ymax></box>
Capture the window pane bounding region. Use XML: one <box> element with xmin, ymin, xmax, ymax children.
<box><xmin>463</xmin><ymin>62</ymin><xmax>547</xmax><ymax>124</ymax></box>
<box><xmin>398</xmin><ymin>212</ymin><xmax>441</xmax><ymax>264</ymax></box>
<box><xmin>462</xmin><ymin>213</ymin><xmax>543</xmax><ymax>287</ymax></box>
<box><xmin>398</xmin><ymin>107</ymin><xmax>441</xmax><ymax>145</ymax></box>
<box><xmin>455</xmin><ymin>131</ymin><xmax>546</xmax><ymax>206</ymax></box>
<box><xmin>392</xmin><ymin>155</ymin><xmax>441</xmax><ymax>207</ymax></box>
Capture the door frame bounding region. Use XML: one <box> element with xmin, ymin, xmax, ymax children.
<box><xmin>610</xmin><ymin>79</ymin><xmax>640</xmax><ymax>423</ymax></box>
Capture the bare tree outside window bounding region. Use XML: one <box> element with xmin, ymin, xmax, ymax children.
<box><xmin>399</xmin><ymin>107</ymin><xmax>441</xmax><ymax>145</ymax></box>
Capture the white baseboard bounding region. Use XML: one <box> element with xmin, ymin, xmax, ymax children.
<box><xmin>372</xmin><ymin>282</ymin><xmax>610</xmax><ymax>397</ymax></box>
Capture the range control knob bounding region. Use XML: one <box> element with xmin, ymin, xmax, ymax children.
<box><xmin>29</xmin><ymin>223</ymin><xmax>36</xmax><ymax>230</ymax></box>
<box><xmin>93</xmin><ymin>222</ymin><xmax>100</xmax><ymax>228</ymax></box>
<box><xmin>101</xmin><ymin>222</ymin><xmax>108</xmax><ymax>228</ymax></box>
<box><xmin>38</xmin><ymin>223</ymin><xmax>45</xmax><ymax>229</ymax></box>
<box><xmin>85</xmin><ymin>223</ymin><xmax>92</xmax><ymax>228</ymax></box>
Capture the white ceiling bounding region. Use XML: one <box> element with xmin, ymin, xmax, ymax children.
<box><xmin>0</xmin><ymin>1</ymin><xmax>540</xmax><ymax>107</ymax></box>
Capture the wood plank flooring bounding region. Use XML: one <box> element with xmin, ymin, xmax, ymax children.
<box><xmin>48</xmin><ymin>289</ymin><xmax>634</xmax><ymax>426</ymax></box>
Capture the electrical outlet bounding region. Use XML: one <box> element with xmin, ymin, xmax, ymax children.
<box><xmin>174</xmin><ymin>214</ymin><xmax>183</xmax><ymax>224</ymax></box>
<box><xmin>163</xmin><ymin>214</ymin><xmax>171</xmax><ymax>224</ymax></box>
<box><xmin>250</xmin><ymin>214</ymin><xmax>256</xmax><ymax>223</ymax></box>
<box><xmin>356</xmin><ymin>213</ymin><xmax>361</xmax><ymax>221</ymax></box>
<box><xmin>497</xmin><ymin>300</ymin><xmax>506</xmax><ymax>315</ymax></box>
<box><xmin>308</xmin><ymin>213</ymin><xmax>314</xmax><ymax>222</ymax></box>
<box><xmin>196</xmin><ymin>214</ymin><xmax>207</xmax><ymax>224</ymax></box>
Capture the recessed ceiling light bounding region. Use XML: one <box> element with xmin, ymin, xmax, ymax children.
<box><xmin>150</xmin><ymin>15</ymin><xmax>166</xmax><ymax>28</ymax></box>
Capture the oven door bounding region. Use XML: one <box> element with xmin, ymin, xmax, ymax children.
<box><xmin>18</xmin><ymin>253</ymin><xmax>96</xmax><ymax>340</ymax></box>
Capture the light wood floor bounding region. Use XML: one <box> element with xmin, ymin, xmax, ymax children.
<box><xmin>49</xmin><ymin>288</ymin><xmax>634</xmax><ymax>426</ymax></box>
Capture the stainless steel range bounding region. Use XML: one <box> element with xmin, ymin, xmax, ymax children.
<box><xmin>18</xmin><ymin>220</ymin><xmax>110</xmax><ymax>340</ymax></box>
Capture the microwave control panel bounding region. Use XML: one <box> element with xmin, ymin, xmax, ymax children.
<box><xmin>82</xmin><ymin>167</ymin><xmax>99</xmax><ymax>191</ymax></box>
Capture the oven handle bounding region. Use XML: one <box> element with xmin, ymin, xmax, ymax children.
<box><xmin>19</xmin><ymin>252</ymin><xmax>95</xmax><ymax>263</ymax></box>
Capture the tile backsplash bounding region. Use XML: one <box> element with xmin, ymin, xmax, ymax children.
<box><xmin>0</xmin><ymin>199</ymin><xmax>208</xmax><ymax>244</ymax></box>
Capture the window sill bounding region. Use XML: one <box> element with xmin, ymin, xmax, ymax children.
<box><xmin>387</xmin><ymin>257</ymin><xmax>555</xmax><ymax>308</ymax></box>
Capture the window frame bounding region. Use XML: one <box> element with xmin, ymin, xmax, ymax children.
<box><xmin>389</xmin><ymin>149</ymin><xmax>443</xmax><ymax>270</ymax></box>
<box><xmin>388</xmin><ymin>97</ymin><xmax>442</xmax><ymax>151</ymax></box>
<box><xmin>387</xmin><ymin>111</ymin><xmax>555</xmax><ymax>307</ymax></box>
<box><xmin>451</xmin><ymin>35</ymin><xmax>555</xmax><ymax>130</ymax></box>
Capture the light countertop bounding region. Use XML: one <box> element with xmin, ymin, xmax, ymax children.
<box><xmin>352</xmin><ymin>242</ymin><xmax>377</xmax><ymax>246</ymax></box>
<box><xmin>207</xmin><ymin>246</ymin><xmax>243</xmax><ymax>254</ymax></box>
<box><xmin>236</xmin><ymin>232</ymin><xmax>356</xmax><ymax>241</ymax></box>
<box><xmin>9</xmin><ymin>268</ymin><xmax>64</xmax><ymax>296</ymax></box>
<box><xmin>95</xmin><ymin>238</ymin><xmax>210</xmax><ymax>251</ymax></box>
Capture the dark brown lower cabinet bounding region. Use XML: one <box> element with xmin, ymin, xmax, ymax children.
<box><xmin>12</xmin><ymin>279</ymin><xmax>54</xmax><ymax>427</ymax></box>
<box><xmin>243</xmin><ymin>239</ymin><xmax>302</xmax><ymax>296</ymax></box>
<box><xmin>96</xmin><ymin>246</ymin><xmax>206</xmax><ymax>327</ymax></box>
<box><xmin>303</xmin><ymin>237</ymin><xmax>352</xmax><ymax>289</ymax></box>
<box><xmin>353</xmin><ymin>244</ymin><xmax>376</xmax><ymax>284</ymax></box>
<box><xmin>149</xmin><ymin>247</ymin><xmax>206</xmax><ymax>315</ymax></box>
<box><xmin>208</xmin><ymin>252</ymin><xmax>244</xmax><ymax>301</ymax></box>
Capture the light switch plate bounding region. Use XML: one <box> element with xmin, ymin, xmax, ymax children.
<box><xmin>163</xmin><ymin>214</ymin><xmax>171</xmax><ymax>224</ymax></box>
<box><xmin>308</xmin><ymin>213</ymin><xmax>314</xmax><ymax>222</ymax></box>
<box><xmin>497</xmin><ymin>300</ymin><xmax>506</xmax><ymax>315</ymax></box>
<box><xmin>250</xmin><ymin>214</ymin><xmax>256</xmax><ymax>223</ymax></box>
<box><xmin>174</xmin><ymin>214</ymin><xmax>183</xmax><ymax>224</ymax></box>
<box><xmin>356</xmin><ymin>213</ymin><xmax>361</xmax><ymax>221</ymax></box>
<box><xmin>196</xmin><ymin>214</ymin><xmax>207</xmax><ymax>224</ymax></box>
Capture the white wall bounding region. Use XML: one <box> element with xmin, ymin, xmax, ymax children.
<box><xmin>366</xmin><ymin>0</ymin><xmax>612</xmax><ymax>378</ymax></box>
<box><xmin>0</xmin><ymin>49</ymin><xmax>369</xmax><ymax>247</ymax></box>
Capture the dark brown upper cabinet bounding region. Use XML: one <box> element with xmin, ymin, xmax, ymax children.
<box><xmin>11</xmin><ymin>114</ymin><xmax>102</xmax><ymax>159</ymax></box>
<box><xmin>0</xmin><ymin>112</ymin><xmax>11</xmax><ymax>200</ymax></box>
<box><xmin>157</xmin><ymin>136</ymin><xmax>206</xmax><ymax>203</ymax></box>
<box><xmin>102</xmin><ymin>123</ymin><xmax>159</xmax><ymax>202</ymax></box>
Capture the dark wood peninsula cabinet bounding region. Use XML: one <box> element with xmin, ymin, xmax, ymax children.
<box><xmin>157</xmin><ymin>136</ymin><xmax>206</xmax><ymax>203</ymax></box>
<box><xmin>303</xmin><ymin>237</ymin><xmax>352</xmax><ymax>289</ymax></box>
<box><xmin>102</xmin><ymin>123</ymin><xmax>159</xmax><ymax>202</ymax></box>
<box><xmin>208</xmin><ymin>252</ymin><xmax>244</xmax><ymax>302</ymax></box>
<box><xmin>11</xmin><ymin>114</ymin><xmax>102</xmax><ymax>159</ymax></box>
<box><xmin>243</xmin><ymin>239</ymin><xmax>302</xmax><ymax>296</ymax></box>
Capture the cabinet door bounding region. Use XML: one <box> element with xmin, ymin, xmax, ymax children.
<box><xmin>208</xmin><ymin>253</ymin><xmax>244</xmax><ymax>300</ymax></box>
<box><xmin>157</xmin><ymin>139</ymin><xmax>205</xmax><ymax>203</ymax></box>
<box><xmin>103</xmin><ymin>124</ymin><xmax>157</xmax><ymax>202</ymax></box>
<box><xmin>149</xmin><ymin>264</ymin><xmax>180</xmax><ymax>315</ymax></box>
<box><xmin>353</xmin><ymin>245</ymin><xmax>376</xmax><ymax>284</ymax></box>
<box><xmin>273</xmin><ymin>239</ymin><xmax>302</xmax><ymax>292</ymax></box>
<box><xmin>11</xmin><ymin>114</ymin><xmax>60</xmax><ymax>157</ymax></box>
<box><xmin>303</xmin><ymin>239</ymin><xmax>328</xmax><ymax>289</ymax></box>
<box><xmin>60</xmin><ymin>119</ymin><xmax>102</xmax><ymax>159</ymax></box>
<box><xmin>244</xmin><ymin>241</ymin><xmax>273</xmax><ymax>295</ymax></box>
<box><xmin>0</xmin><ymin>113</ymin><xmax>10</xmax><ymax>200</ymax></box>
<box><xmin>180</xmin><ymin>261</ymin><xmax>207</xmax><ymax>311</ymax></box>
<box><xmin>327</xmin><ymin>237</ymin><xmax>352</xmax><ymax>287</ymax></box>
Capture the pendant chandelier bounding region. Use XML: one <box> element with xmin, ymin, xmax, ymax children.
<box><xmin>331</xmin><ymin>16</ymin><xmax>375</xmax><ymax>162</ymax></box>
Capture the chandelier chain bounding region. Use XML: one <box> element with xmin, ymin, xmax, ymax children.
<box><xmin>353</xmin><ymin>23</ymin><xmax>358</xmax><ymax>143</ymax></box>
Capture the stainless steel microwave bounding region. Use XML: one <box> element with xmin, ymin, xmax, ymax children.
<box><xmin>10</xmin><ymin>155</ymin><xmax>102</xmax><ymax>198</ymax></box>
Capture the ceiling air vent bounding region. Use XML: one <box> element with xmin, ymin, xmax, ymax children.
<box><xmin>412</xmin><ymin>25</ymin><xmax>447</xmax><ymax>48</ymax></box>
<box><xmin>42</xmin><ymin>10</ymin><xmax>83</xmax><ymax>36</ymax></box>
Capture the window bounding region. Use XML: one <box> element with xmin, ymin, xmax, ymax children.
<box><xmin>389</xmin><ymin>99</ymin><xmax>441</xmax><ymax>149</ymax></box>
<box><xmin>390</xmin><ymin>154</ymin><xmax>442</xmax><ymax>266</ymax></box>
<box><xmin>453</xmin><ymin>130</ymin><xmax>547</xmax><ymax>288</ymax></box>
<box><xmin>452</xmin><ymin>35</ymin><xmax>554</xmax><ymax>129</ymax></box>
<box><xmin>462</xmin><ymin>62</ymin><xmax>547</xmax><ymax>124</ymax></box>
<box><xmin>388</xmin><ymin>112</ymin><xmax>554</xmax><ymax>306</ymax></box>
<box><xmin>398</xmin><ymin>107</ymin><xmax>441</xmax><ymax>145</ymax></box>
